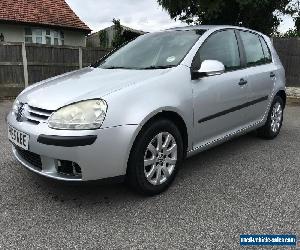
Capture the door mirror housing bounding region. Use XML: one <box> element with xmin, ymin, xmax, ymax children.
<box><xmin>192</xmin><ymin>60</ymin><xmax>225</xmax><ymax>79</ymax></box>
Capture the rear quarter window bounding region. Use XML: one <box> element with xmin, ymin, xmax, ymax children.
<box><xmin>259</xmin><ymin>37</ymin><xmax>272</xmax><ymax>63</ymax></box>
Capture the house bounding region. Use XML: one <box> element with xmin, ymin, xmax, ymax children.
<box><xmin>0</xmin><ymin>0</ymin><xmax>91</xmax><ymax>47</ymax></box>
<box><xmin>87</xmin><ymin>24</ymin><xmax>146</xmax><ymax>48</ymax></box>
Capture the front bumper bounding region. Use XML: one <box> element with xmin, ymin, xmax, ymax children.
<box><xmin>7</xmin><ymin>111</ymin><xmax>138</xmax><ymax>181</ymax></box>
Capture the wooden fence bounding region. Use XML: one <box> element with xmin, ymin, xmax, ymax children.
<box><xmin>273</xmin><ymin>38</ymin><xmax>300</xmax><ymax>88</ymax></box>
<box><xmin>0</xmin><ymin>39</ymin><xmax>300</xmax><ymax>98</ymax></box>
<box><xmin>0</xmin><ymin>42</ymin><xmax>109</xmax><ymax>98</ymax></box>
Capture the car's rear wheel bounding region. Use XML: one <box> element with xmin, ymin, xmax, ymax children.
<box><xmin>257</xmin><ymin>95</ymin><xmax>284</xmax><ymax>139</ymax></box>
<box><xmin>127</xmin><ymin>119</ymin><xmax>184</xmax><ymax>195</ymax></box>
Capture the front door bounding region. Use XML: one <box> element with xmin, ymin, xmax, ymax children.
<box><xmin>190</xmin><ymin>29</ymin><xmax>250</xmax><ymax>148</ymax></box>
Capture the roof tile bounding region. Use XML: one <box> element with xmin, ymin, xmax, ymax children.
<box><xmin>0</xmin><ymin>0</ymin><xmax>91</xmax><ymax>32</ymax></box>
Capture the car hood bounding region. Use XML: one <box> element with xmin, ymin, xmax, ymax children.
<box><xmin>18</xmin><ymin>67</ymin><xmax>170</xmax><ymax>110</ymax></box>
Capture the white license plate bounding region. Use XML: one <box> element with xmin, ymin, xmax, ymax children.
<box><xmin>8</xmin><ymin>125</ymin><xmax>30</xmax><ymax>150</ymax></box>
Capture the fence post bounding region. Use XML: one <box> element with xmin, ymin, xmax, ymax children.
<box><xmin>21</xmin><ymin>42</ymin><xmax>29</xmax><ymax>88</ymax></box>
<box><xmin>79</xmin><ymin>47</ymin><xmax>83</xmax><ymax>69</ymax></box>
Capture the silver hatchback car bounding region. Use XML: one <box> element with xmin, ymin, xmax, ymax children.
<box><xmin>7</xmin><ymin>25</ymin><xmax>286</xmax><ymax>195</ymax></box>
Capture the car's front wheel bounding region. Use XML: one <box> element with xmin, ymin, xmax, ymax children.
<box><xmin>127</xmin><ymin>119</ymin><xmax>184</xmax><ymax>195</ymax></box>
<box><xmin>257</xmin><ymin>95</ymin><xmax>284</xmax><ymax>139</ymax></box>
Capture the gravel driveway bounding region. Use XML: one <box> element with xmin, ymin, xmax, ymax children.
<box><xmin>0</xmin><ymin>100</ymin><xmax>299</xmax><ymax>249</ymax></box>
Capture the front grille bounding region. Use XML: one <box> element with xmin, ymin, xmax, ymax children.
<box><xmin>26</xmin><ymin>105</ymin><xmax>53</xmax><ymax>125</ymax></box>
<box><xmin>14</xmin><ymin>103</ymin><xmax>53</xmax><ymax>125</ymax></box>
<box><xmin>15</xmin><ymin>146</ymin><xmax>42</xmax><ymax>170</ymax></box>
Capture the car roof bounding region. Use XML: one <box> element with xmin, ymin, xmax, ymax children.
<box><xmin>166</xmin><ymin>25</ymin><xmax>265</xmax><ymax>36</ymax></box>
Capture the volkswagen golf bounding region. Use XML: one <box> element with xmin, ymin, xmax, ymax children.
<box><xmin>7</xmin><ymin>25</ymin><xmax>286</xmax><ymax>195</ymax></box>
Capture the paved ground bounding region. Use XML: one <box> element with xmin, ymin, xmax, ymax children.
<box><xmin>287</xmin><ymin>87</ymin><xmax>300</xmax><ymax>98</ymax></box>
<box><xmin>0</xmin><ymin>100</ymin><xmax>299</xmax><ymax>250</ymax></box>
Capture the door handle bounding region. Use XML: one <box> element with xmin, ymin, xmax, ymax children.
<box><xmin>238</xmin><ymin>78</ymin><xmax>248</xmax><ymax>86</ymax></box>
<box><xmin>270</xmin><ymin>72</ymin><xmax>276</xmax><ymax>78</ymax></box>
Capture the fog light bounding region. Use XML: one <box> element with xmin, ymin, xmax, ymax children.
<box><xmin>57</xmin><ymin>160</ymin><xmax>82</xmax><ymax>177</ymax></box>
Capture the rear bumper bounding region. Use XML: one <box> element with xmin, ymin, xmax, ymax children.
<box><xmin>7</xmin><ymin>111</ymin><xmax>138</xmax><ymax>181</ymax></box>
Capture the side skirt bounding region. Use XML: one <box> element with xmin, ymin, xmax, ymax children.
<box><xmin>186</xmin><ymin>120</ymin><xmax>265</xmax><ymax>158</ymax></box>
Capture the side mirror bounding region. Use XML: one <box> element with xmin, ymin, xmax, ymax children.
<box><xmin>192</xmin><ymin>60</ymin><xmax>225</xmax><ymax>79</ymax></box>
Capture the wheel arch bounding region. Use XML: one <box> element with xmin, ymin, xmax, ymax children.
<box><xmin>142</xmin><ymin>111</ymin><xmax>189</xmax><ymax>157</ymax></box>
<box><xmin>126</xmin><ymin>109</ymin><xmax>190</xmax><ymax>175</ymax></box>
<box><xmin>275</xmin><ymin>89</ymin><xmax>286</xmax><ymax>109</ymax></box>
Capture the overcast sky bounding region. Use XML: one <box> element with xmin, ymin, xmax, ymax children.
<box><xmin>65</xmin><ymin>0</ymin><xmax>295</xmax><ymax>33</ymax></box>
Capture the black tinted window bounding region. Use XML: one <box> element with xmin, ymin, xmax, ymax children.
<box><xmin>196</xmin><ymin>30</ymin><xmax>241</xmax><ymax>71</ymax></box>
<box><xmin>260</xmin><ymin>37</ymin><xmax>272</xmax><ymax>63</ymax></box>
<box><xmin>240</xmin><ymin>31</ymin><xmax>265</xmax><ymax>66</ymax></box>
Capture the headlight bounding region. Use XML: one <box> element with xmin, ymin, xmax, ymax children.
<box><xmin>48</xmin><ymin>99</ymin><xmax>108</xmax><ymax>130</ymax></box>
<box><xmin>12</xmin><ymin>99</ymin><xmax>20</xmax><ymax>114</ymax></box>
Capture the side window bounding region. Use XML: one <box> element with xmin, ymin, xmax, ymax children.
<box><xmin>239</xmin><ymin>31</ymin><xmax>265</xmax><ymax>67</ymax></box>
<box><xmin>259</xmin><ymin>37</ymin><xmax>272</xmax><ymax>63</ymax></box>
<box><xmin>193</xmin><ymin>30</ymin><xmax>241</xmax><ymax>71</ymax></box>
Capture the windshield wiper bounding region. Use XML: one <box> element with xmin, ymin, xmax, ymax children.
<box><xmin>140</xmin><ymin>65</ymin><xmax>175</xmax><ymax>70</ymax></box>
<box><xmin>102</xmin><ymin>66</ymin><xmax>131</xmax><ymax>69</ymax></box>
<box><xmin>101</xmin><ymin>65</ymin><xmax>175</xmax><ymax>70</ymax></box>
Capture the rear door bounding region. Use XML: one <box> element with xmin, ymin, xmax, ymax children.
<box><xmin>237</xmin><ymin>30</ymin><xmax>275</xmax><ymax>122</ymax></box>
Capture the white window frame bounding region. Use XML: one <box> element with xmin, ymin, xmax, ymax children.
<box><xmin>25</xmin><ymin>28</ymin><xmax>64</xmax><ymax>46</ymax></box>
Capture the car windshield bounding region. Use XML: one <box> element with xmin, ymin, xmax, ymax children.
<box><xmin>99</xmin><ymin>30</ymin><xmax>205</xmax><ymax>70</ymax></box>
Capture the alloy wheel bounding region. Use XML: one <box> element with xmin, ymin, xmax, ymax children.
<box><xmin>270</xmin><ymin>102</ymin><xmax>283</xmax><ymax>133</ymax></box>
<box><xmin>144</xmin><ymin>132</ymin><xmax>177</xmax><ymax>186</ymax></box>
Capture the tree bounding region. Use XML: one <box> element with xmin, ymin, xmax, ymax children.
<box><xmin>296</xmin><ymin>18</ymin><xmax>300</xmax><ymax>31</ymax></box>
<box><xmin>296</xmin><ymin>18</ymin><xmax>300</xmax><ymax>32</ymax></box>
<box><xmin>287</xmin><ymin>0</ymin><xmax>300</xmax><ymax>32</ymax></box>
<box><xmin>283</xmin><ymin>0</ymin><xmax>300</xmax><ymax>36</ymax></box>
<box><xmin>99</xmin><ymin>30</ymin><xmax>108</xmax><ymax>48</ymax></box>
<box><xmin>110</xmin><ymin>19</ymin><xmax>144</xmax><ymax>48</ymax></box>
<box><xmin>281</xmin><ymin>28</ymin><xmax>300</xmax><ymax>37</ymax></box>
<box><xmin>111</xmin><ymin>18</ymin><xmax>126</xmax><ymax>48</ymax></box>
<box><xmin>157</xmin><ymin>0</ymin><xmax>296</xmax><ymax>35</ymax></box>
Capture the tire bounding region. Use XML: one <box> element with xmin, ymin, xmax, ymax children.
<box><xmin>257</xmin><ymin>95</ymin><xmax>284</xmax><ymax>139</ymax></box>
<box><xmin>127</xmin><ymin>119</ymin><xmax>184</xmax><ymax>195</ymax></box>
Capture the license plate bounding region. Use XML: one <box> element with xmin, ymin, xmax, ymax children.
<box><xmin>8</xmin><ymin>124</ymin><xmax>29</xmax><ymax>150</ymax></box>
